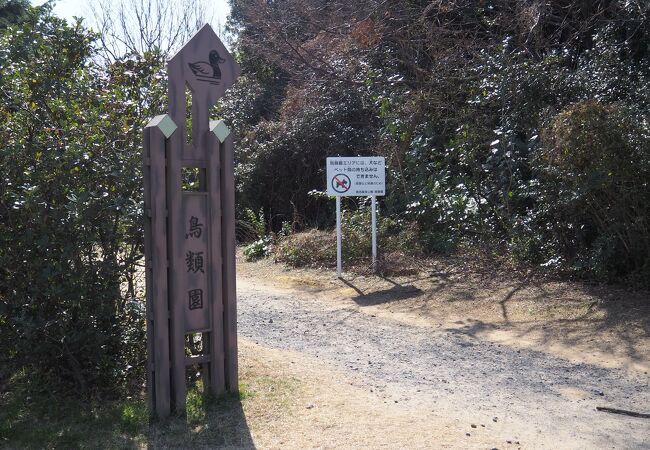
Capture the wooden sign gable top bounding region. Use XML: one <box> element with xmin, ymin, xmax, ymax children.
<box><xmin>168</xmin><ymin>24</ymin><xmax>240</xmax><ymax>108</ymax></box>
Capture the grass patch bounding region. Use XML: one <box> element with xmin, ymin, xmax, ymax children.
<box><xmin>0</xmin><ymin>371</ymin><xmax>148</xmax><ymax>449</ymax></box>
<box><xmin>237</xmin><ymin>382</ymin><xmax>255</xmax><ymax>401</ymax></box>
<box><xmin>0</xmin><ymin>351</ymin><xmax>301</xmax><ymax>449</ymax></box>
<box><xmin>274</xmin><ymin>226</ymin><xmax>427</xmax><ymax>276</ymax></box>
<box><xmin>0</xmin><ymin>371</ymin><xmax>254</xmax><ymax>449</ymax></box>
<box><xmin>275</xmin><ymin>229</ymin><xmax>337</xmax><ymax>268</ymax></box>
<box><xmin>273</xmin><ymin>206</ymin><xmax>433</xmax><ymax>275</ymax></box>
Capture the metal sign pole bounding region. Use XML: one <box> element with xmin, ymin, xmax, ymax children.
<box><xmin>326</xmin><ymin>156</ymin><xmax>385</xmax><ymax>279</ymax></box>
<box><xmin>371</xmin><ymin>195</ymin><xmax>377</xmax><ymax>273</ymax></box>
<box><xmin>336</xmin><ymin>196</ymin><xmax>342</xmax><ymax>278</ymax></box>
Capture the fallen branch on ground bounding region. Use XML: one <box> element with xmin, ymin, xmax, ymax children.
<box><xmin>596</xmin><ymin>407</ymin><xmax>650</xmax><ymax>419</ymax></box>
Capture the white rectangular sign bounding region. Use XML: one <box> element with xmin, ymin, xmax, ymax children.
<box><xmin>326</xmin><ymin>156</ymin><xmax>385</xmax><ymax>196</ymax></box>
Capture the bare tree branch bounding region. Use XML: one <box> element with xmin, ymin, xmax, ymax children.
<box><xmin>88</xmin><ymin>0</ymin><xmax>217</xmax><ymax>61</ymax></box>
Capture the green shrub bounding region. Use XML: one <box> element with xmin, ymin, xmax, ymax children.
<box><xmin>0</xmin><ymin>8</ymin><xmax>165</xmax><ymax>395</ymax></box>
<box><xmin>539</xmin><ymin>101</ymin><xmax>650</xmax><ymax>280</ymax></box>
<box><xmin>383</xmin><ymin>221</ymin><xmax>425</xmax><ymax>255</ymax></box>
<box><xmin>243</xmin><ymin>236</ymin><xmax>272</xmax><ymax>261</ymax></box>
<box><xmin>220</xmin><ymin>79</ymin><xmax>376</xmax><ymax>231</ymax></box>
<box><xmin>275</xmin><ymin>230</ymin><xmax>337</xmax><ymax>267</ymax></box>
<box><xmin>340</xmin><ymin>202</ymin><xmax>408</xmax><ymax>258</ymax></box>
<box><xmin>275</xmin><ymin>204</ymin><xmax>426</xmax><ymax>269</ymax></box>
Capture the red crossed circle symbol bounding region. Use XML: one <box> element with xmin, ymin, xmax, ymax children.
<box><xmin>332</xmin><ymin>174</ymin><xmax>351</xmax><ymax>193</ymax></box>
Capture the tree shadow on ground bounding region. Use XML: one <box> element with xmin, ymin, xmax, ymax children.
<box><xmin>342</xmin><ymin>276</ymin><xmax>423</xmax><ymax>306</ymax></box>
<box><xmin>339</xmin><ymin>253</ymin><xmax>649</xmax><ymax>370</ymax></box>
<box><xmin>444</xmin><ymin>280</ymin><xmax>650</xmax><ymax>369</ymax></box>
<box><xmin>339</xmin><ymin>253</ymin><xmax>649</xmax><ymax>369</ymax></box>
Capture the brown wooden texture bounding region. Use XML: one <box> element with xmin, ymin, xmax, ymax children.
<box><xmin>145</xmin><ymin>23</ymin><xmax>239</xmax><ymax>417</ymax></box>
<box><xmin>168</xmin><ymin>24</ymin><xmax>240</xmax><ymax>162</ymax></box>
<box><xmin>143</xmin><ymin>127</ymin><xmax>154</xmax><ymax>415</ymax></box>
<box><xmin>180</xmin><ymin>192</ymin><xmax>210</xmax><ymax>332</ymax></box>
<box><xmin>207</xmin><ymin>128</ymin><xmax>225</xmax><ymax>394</ymax></box>
<box><xmin>200</xmin><ymin>331</ymin><xmax>211</xmax><ymax>392</ymax></box>
<box><xmin>143</xmin><ymin>119</ymin><xmax>173</xmax><ymax>418</ymax></box>
<box><xmin>166</xmin><ymin>112</ymin><xmax>186</xmax><ymax>413</ymax></box>
<box><xmin>221</xmin><ymin>134</ymin><xmax>238</xmax><ymax>392</ymax></box>
<box><xmin>169</xmin><ymin>24</ymin><xmax>239</xmax><ymax>410</ymax></box>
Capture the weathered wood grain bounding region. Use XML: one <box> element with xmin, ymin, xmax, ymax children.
<box><xmin>145</xmin><ymin>23</ymin><xmax>240</xmax><ymax>417</ymax></box>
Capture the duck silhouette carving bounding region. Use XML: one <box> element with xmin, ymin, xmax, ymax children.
<box><xmin>188</xmin><ymin>50</ymin><xmax>226</xmax><ymax>85</ymax></box>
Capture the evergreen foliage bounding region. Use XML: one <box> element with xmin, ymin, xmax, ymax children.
<box><xmin>0</xmin><ymin>5</ymin><xmax>166</xmax><ymax>395</ymax></box>
<box><xmin>225</xmin><ymin>0</ymin><xmax>650</xmax><ymax>283</ymax></box>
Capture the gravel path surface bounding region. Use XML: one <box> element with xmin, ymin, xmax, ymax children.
<box><xmin>238</xmin><ymin>280</ymin><xmax>650</xmax><ymax>449</ymax></box>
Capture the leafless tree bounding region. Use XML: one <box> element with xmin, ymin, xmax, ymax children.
<box><xmin>88</xmin><ymin>0</ymin><xmax>221</xmax><ymax>61</ymax></box>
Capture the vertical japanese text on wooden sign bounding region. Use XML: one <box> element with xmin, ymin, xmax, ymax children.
<box><xmin>144</xmin><ymin>23</ymin><xmax>240</xmax><ymax>418</ymax></box>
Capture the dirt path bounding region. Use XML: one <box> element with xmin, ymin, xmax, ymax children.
<box><xmin>236</xmin><ymin>260</ymin><xmax>650</xmax><ymax>449</ymax></box>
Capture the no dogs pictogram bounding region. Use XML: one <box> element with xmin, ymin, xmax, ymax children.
<box><xmin>331</xmin><ymin>174</ymin><xmax>351</xmax><ymax>193</ymax></box>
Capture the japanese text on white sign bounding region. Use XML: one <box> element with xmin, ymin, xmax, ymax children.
<box><xmin>326</xmin><ymin>156</ymin><xmax>385</xmax><ymax>196</ymax></box>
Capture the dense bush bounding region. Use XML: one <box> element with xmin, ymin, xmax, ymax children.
<box><xmin>221</xmin><ymin>79</ymin><xmax>376</xmax><ymax>231</ymax></box>
<box><xmin>228</xmin><ymin>0</ymin><xmax>650</xmax><ymax>284</ymax></box>
<box><xmin>275</xmin><ymin>229</ymin><xmax>337</xmax><ymax>267</ymax></box>
<box><xmin>275</xmin><ymin>202</ymin><xmax>421</xmax><ymax>268</ymax></box>
<box><xmin>538</xmin><ymin>101</ymin><xmax>650</xmax><ymax>278</ymax></box>
<box><xmin>0</xmin><ymin>7</ymin><xmax>165</xmax><ymax>395</ymax></box>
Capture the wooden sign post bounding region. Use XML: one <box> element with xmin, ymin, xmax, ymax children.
<box><xmin>143</xmin><ymin>24</ymin><xmax>240</xmax><ymax>418</ymax></box>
